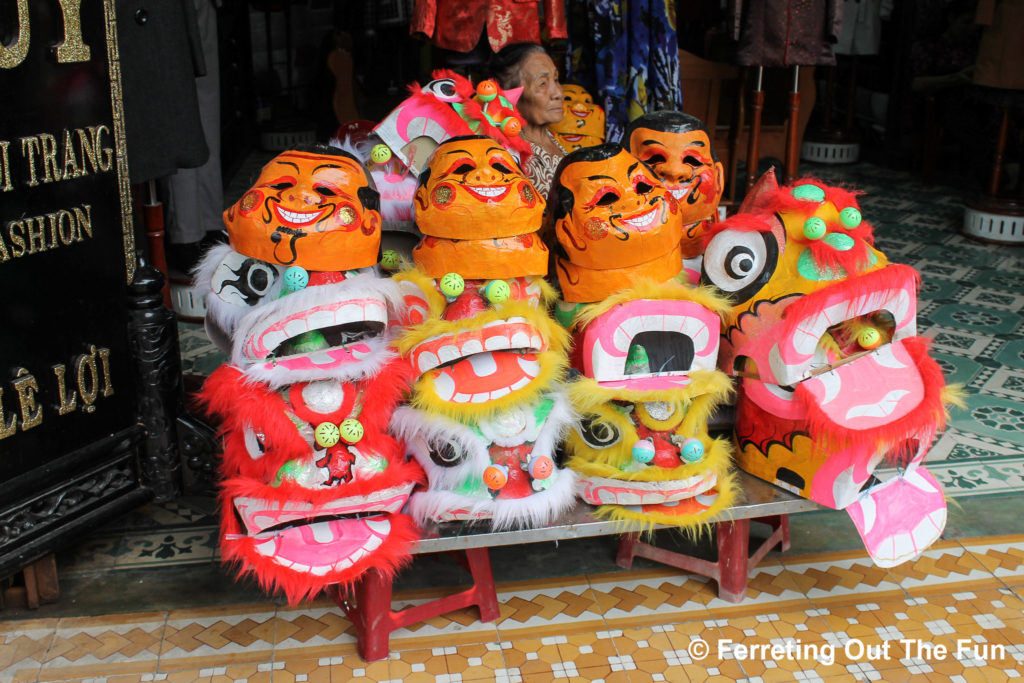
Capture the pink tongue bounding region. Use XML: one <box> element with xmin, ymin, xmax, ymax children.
<box><xmin>273</xmin><ymin>517</ymin><xmax>381</xmax><ymax>566</ymax></box>
<box><xmin>800</xmin><ymin>340</ymin><xmax>925</xmax><ymax>430</ymax></box>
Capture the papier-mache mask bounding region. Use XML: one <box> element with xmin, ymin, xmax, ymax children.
<box><xmin>224</xmin><ymin>147</ymin><xmax>382</xmax><ymax>271</ymax></box>
<box><xmin>548</xmin><ymin>84</ymin><xmax>605</xmax><ymax>151</ymax></box>
<box><xmin>374</xmin><ymin>70</ymin><xmax>530</xmax><ymax>176</ymax></box>
<box><xmin>703</xmin><ymin>171</ymin><xmax>955</xmax><ymax>567</ymax></box>
<box><xmin>552</xmin><ymin>144</ymin><xmax>683</xmax><ymax>303</ymax></box>
<box><xmin>412</xmin><ymin>136</ymin><xmax>549</xmax><ymax>279</ymax></box>
<box><xmin>201</xmin><ymin>361</ymin><xmax>424</xmax><ymax>604</ymax></box>
<box><xmin>625</xmin><ymin>111</ymin><xmax>724</xmax><ymax>257</ymax></box>
<box><xmin>562</xmin><ymin>280</ymin><xmax>737</xmax><ymax>529</ymax></box>
<box><xmin>413</xmin><ymin>135</ymin><xmax>544</xmax><ymax>239</ymax></box>
<box><xmin>391</xmin><ymin>228</ymin><xmax>576</xmax><ymax>527</ymax></box>
<box><xmin>196</xmin><ymin>147</ymin><xmax>429</xmax><ymax>388</ymax></box>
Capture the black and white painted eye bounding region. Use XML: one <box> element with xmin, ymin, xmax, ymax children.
<box><xmin>429</xmin><ymin>440</ymin><xmax>467</xmax><ymax>468</ymax></box>
<box><xmin>211</xmin><ymin>252</ymin><xmax>280</xmax><ymax>307</ymax></box>
<box><xmin>243</xmin><ymin>425</ymin><xmax>266</xmax><ymax>460</ymax></box>
<box><xmin>701</xmin><ymin>229</ymin><xmax>779</xmax><ymax>304</ymax></box>
<box><xmin>577</xmin><ymin>415</ymin><xmax>620</xmax><ymax>449</ymax></box>
<box><xmin>423</xmin><ymin>78</ymin><xmax>460</xmax><ymax>102</ymax></box>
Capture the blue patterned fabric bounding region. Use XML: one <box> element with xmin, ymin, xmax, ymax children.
<box><xmin>565</xmin><ymin>0</ymin><xmax>682</xmax><ymax>142</ymax></box>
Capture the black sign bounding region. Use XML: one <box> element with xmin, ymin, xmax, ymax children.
<box><xmin>0</xmin><ymin>0</ymin><xmax>155</xmax><ymax>575</ymax></box>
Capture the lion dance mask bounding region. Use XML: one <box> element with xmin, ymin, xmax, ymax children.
<box><xmin>196</xmin><ymin>146</ymin><xmax>428</xmax><ymax>602</ymax></box>
<box><xmin>703</xmin><ymin>171</ymin><xmax>956</xmax><ymax>567</ymax></box>
<box><xmin>391</xmin><ymin>137</ymin><xmax>577</xmax><ymax>529</ymax></box>
<box><xmin>550</xmin><ymin>145</ymin><xmax>737</xmax><ymax>530</ymax></box>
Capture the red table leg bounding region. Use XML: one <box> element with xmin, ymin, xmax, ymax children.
<box><xmin>615</xmin><ymin>515</ymin><xmax>790</xmax><ymax>603</ymax></box>
<box><xmin>331</xmin><ymin>547</ymin><xmax>501</xmax><ymax>661</ymax></box>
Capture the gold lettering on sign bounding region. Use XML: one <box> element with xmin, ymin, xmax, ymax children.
<box><xmin>12</xmin><ymin>367</ymin><xmax>42</xmax><ymax>431</ymax></box>
<box><xmin>97</xmin><ymin>346</ymin><xmax>114</xmax><ymax>397</ymax></box>
<box><xmin>0</xmin><ymin>141</ymin><xmax>12</xmax><ymax>191</ymax></box>
<box><xmin>0</xmin><ymin>388</ymin><xmax>17</xmax><ymax>439</ymax></box>
<box><xmin>20</xmin><ymin>136</ymin><xmax>41</xmax><ymax>186</ymax></box>
<box><xmin>1</xmin><ymin>203</ymin><xmax>93</xmax><ymax>262</ymax></box>
<box><xmin>0</xmin><ymin>0</ymin><xmax>30</xmax><ymax>69</ymax></box>
<box><xmin>52</xmin><ymin>364</ymin><xmax>77</xmax><ymax>415</ymax></box>
<box><xmin>75</xmin><ymin>346</ymin><xmax>100</xmax><ymax>413</ymax></box>
<box><xmin>53</xmin><ymin>0</ymin><xmax>91</xmax><ymax>63</ymax></box>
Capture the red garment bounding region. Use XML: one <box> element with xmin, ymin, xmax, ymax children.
<box><xmin>411</xmin><ymin>0</ymin><xmax>567</xmax><ymax>53</ymax></box>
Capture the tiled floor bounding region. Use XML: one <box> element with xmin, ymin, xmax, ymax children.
<box><xmin>3</xmin><ymin>161</ymin><xmax>1024</xmax><ymax>681</ymax></box>
<box><xmin>3</xmin><ymin>536</ymin><xmax>1023</xmax><ymax>681</ymax></box>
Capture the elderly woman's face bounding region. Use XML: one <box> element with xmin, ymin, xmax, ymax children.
<box><xmin>516</xmin><ymin>52</ymin><xmax>564</xmax><ymax>127</ymax></box>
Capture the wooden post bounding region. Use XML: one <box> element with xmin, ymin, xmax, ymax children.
<box><xmin>785</xmin><ymin>65</ymin><xmax>801</xmax><ymax>184</ymax></box>
<box><xmin>745</xmin><ymin>66</ymin><xmax>765</xmax><ymax>192</ymax></box>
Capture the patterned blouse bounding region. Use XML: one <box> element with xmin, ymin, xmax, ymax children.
<box><xmin>525</xmin><ymin>131</ymin><xmax>567</xmax><ymax>200</ymax></box>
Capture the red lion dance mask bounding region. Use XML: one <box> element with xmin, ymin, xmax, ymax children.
<box><xmin>196</xmin><ymin>146</ymin><xmax>428</xmax><ymax>602</ymax></box>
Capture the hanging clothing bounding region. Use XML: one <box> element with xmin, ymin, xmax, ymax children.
<box><xmin>565</xmin><ymin>0</ymin><xmax>682</xmax><ymax>142</ymax></box>
<box><xmin>731</xmin><ymin>0</ymin><xmax>844</xmax><ymax>67</ymax></box>
<box><xmin>410</xmin><ymin>0</ymin><xmax>567</xmax><ymax>53</ymax></box>
<box><xmin>836</xmin><ymin>0</ymin><xmax>891</xmax><ymax>56</ymax></box>
<box><xmin>116</xmin><ymin>0</ymin><xmax>209</xmax><ymax>183</ymax></box>
<box><xmin>973</xmin><ymin>0</ymin><xmax>1024</xmax><ymax>91</ymax></box>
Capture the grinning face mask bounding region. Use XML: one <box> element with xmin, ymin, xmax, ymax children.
<box><xmin>414</xmin><ymin>136</ymin><xmax>544</xmax><ymax>240</ymax></box>
<box><xmin>201</xmin><ymin>361</ymin><xmax>424</xmax><ymax>604</ymax></box>
<box><xmin>552</xmin><ymin>144</ymin><xmax>683</xmax><ymax>303</ymax></box>
<box><xmin>561</xmin><ymin>280</ymin><xmax>738</xmax><ymax>529</ymax></box>
<box><xmin>548</xmin><ymin>84</ymin><xmax>605</xmax><ymax>151</ymax></box>
<box><xmin>224</xmin><ymin>149</ymin><xmax>382</xmax><ymax>272</ymax></box>
<box><xmin>627</xmin><ymin>122</ymin><xmax>724</xmax><ymax>255</ymax></box>
<box><xmin>703</xmin><ymin>171</ymin><xmax>954</xmax><ymax>567</ymax></box>
<box><xmin>391</xmin><ymin>270</ymin><xmax>577</xmax><ymax>529</ymax></box>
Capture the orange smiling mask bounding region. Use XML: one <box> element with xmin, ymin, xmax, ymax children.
<box><xmin>548</xmin><ymin>84</ymin><xmax>605</xmax><ymax>151</ymax></box>
<box><xmin>552</xmin><ymin>144</ymin><xmax>683</xmax><ymax>302</ymax></box>
<box><xmin>224</xmin><ymin>147</ymin><xmax>382</xmax><ymax>271</ymax></box>
<box><xmin>625</xmin><ymin>111</ymin><xmax>724</xmax><ymax>257</ymax></box>
<box><xmin>414</xmin><ymin>135</ymin><xmax>544</xmax><ymax>240</ymax></box>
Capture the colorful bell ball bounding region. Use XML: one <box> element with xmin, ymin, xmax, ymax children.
<box><xmin>314</xmin><ymin>421</ymin><xmax>340</xmax><ymax>448</ymax></box>
<box><xmin>476</xmin><ymin>80</ymin><xmax>498</xmax><ymax>102</ymax></box>
<box><xmin>380</xmin><ymin>249</ymin><xmax>401</xmax><ymax>271</ymax></box>
<box><xmin>803</xmin><ymin>217</ymin><xmax>827</xmax><ymax>241</ymax></box>
<box><xmin>339</xmin><ymin>418</ymin><xmax>364</xmax><ymax>444</ymax></box>
<box><xmin>439</xmin><ymin>272</ymin><xmax>465</xmax><ymax>298</ymax></box>
<box><xmin>858</xmin><ymin>327</ymin><xmax>882</xmax><ymax>350</ymax></box>
<box><xmin>482</xmin><ymin>279</ymin><xmax>511</xmax><ymax>304</ymax></box>
<box><xmin>679</xmin><ymin>438</ymin><xmax>705</xmax><ymax>463</ymax></box>
<box><xmin>632</xmin><ymin>438</ymin><xmax>656</xmax><ymax>464</ymax></box>
<box><xmin>839</xmin><ymin>207</ymin><xmax>862</xmax><ymax>229</ymax></box>
<box><xmin>483</xmin><ymin>463</ymin><xmax>509</xmax><ymax>490</ymax></box>
<box><xmin>528</xmin><ymin>455</ymin><xmax>554</xmax><ymax>480</ymax></box>
<box><xmin>283</xmin><ymin>266</ymin><xmax>309</xmax><ymax>292</ymax></box>
<box><xmin>371</xmin><ymin>144</ymin><xmax>392</xmax><ymax>164</ymax></box>
<box><xmin>502</xmin><ymin>116</ymin><xmax>522</xmax><ymax>137</ymax></box>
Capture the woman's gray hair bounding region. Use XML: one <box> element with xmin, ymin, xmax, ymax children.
<box><xmin>489</xmin><ymin>42</ymin><xmax>549</xmax><ymax>89</ymax></box>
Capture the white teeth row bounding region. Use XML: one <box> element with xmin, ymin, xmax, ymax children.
<box><xmin>611</xmin><ymin>314</ymin><xmax>710</xmax><ymax>358</ymax></box>
<box><xmin>258</xmin><ymin>301</ymin><xmax>387</xmax><ymax>356</ymax></box>
<box><xmin>467</xmin><ymin>185</ymin><xmax>506</xmax><ymax>197</ymax></box>
<box><xmin>276</xmin><ymin>206</ymin><xmax>323</xmax><ymax>224</ymax></box>
<box><xmin>670</xmin><ymin>185</ymin><xmax>692</xmax><ymax>201</ymax></box>
<box><xmin>791</xmin><ymin>288</ymin><xmax>913</xmax><ymax>356</ymax></box>
<box><xmin>622</xmin><ymin>207</ymin><xmax>656</xmax><ymax>228</ymax></box>
<box><xmin>432</xmin><ymin>355</ymin><xmax>540</xmax><ymax>403</ymax></box>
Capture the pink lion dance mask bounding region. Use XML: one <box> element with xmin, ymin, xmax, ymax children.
<box><xmin>702</xmin><ymin>171</ymin><xmax>955</xmax><ymax>567</ymax></box>
<box><xmin>196</xmin><ymin>146</ymin><xmax>429</xmax><ymax>602</ymax></box>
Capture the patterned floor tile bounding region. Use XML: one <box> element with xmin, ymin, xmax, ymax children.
<box><xmin>114</xmin><ymin>528</ymin><xmax>218</xmax><ymax>569</ymax></box>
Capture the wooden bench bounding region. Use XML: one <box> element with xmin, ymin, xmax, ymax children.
<box><xmin>329</xmin><ymin>471</ymin><xmax>820</xmax><ymax>661</ymax></box>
